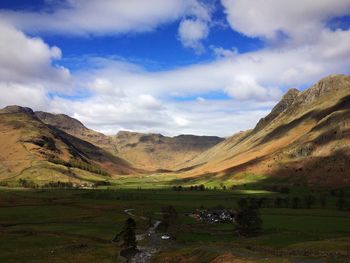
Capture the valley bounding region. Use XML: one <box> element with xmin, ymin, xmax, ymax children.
<box><xmin>0</xmin><ymin>187</ymin><xmax>349</xmax><ymax>263</ymax></box>
<box><xmin>1</xmin><ymin>75</ymin><xmax>350</xmax><ymax>262</ymax></box>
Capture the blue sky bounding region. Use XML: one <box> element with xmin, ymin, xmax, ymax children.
<box><xmin>0</xmin><ymin>0</ymin><xmax>264</xmax><ymax>71</ymax></box>
<box><xmin>0</xmin><ymin>0</ymin><xmax>349</xmax><ymax>136</ymax></box>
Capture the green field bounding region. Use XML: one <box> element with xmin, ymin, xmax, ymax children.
<box><xmin>0</xmin><ymin>185</ymin><xmax>350</xmax><ymax>262</ymax></box>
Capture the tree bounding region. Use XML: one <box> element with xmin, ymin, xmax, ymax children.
<box><xmin>304</xmin><ymin>195</ymin><xmax>316</xmax><ymax>209</ymax></box>
<box><xmin>274</xmin><ymin>197</ymin><xmax>283</xmax><ymax>208</ymax></box>
<box><xmin>336</xmin><ymin>198</ymin><xmax>347</xmax><ymax>211</ymax></box>
<box><xmin>292</xmin><ymin>197</ymin><xmax>301</xmax><ymax>209</ymax></box>
<box><xmin>238</xmin><ymin>198</ymin><xmax>248</xmax><ymax>209</ymax></box>
<box><xmin>320</xmin><ymin>195</ymin><xmax>327</xmax><ymax>208</ymax></box>
<box><xmin>283</xmin><ymin>197</ymin><xmax>290</xmax><ymax>208</ymax></box>
<box><xmin>257</xmin><ymin>197</ymin><xmax>266</xmax><ymax>208</ymax></box>
<box><xmin>235</xmin><ymin>206</ymin><xmax>262</xmax><ymax>237</ymax></box>
<box><xmin>122</xmin><ymin>218</ymin><xmax>137</xmax><ymax>249</ymax></box>
<box><xmin>161</xmin><ymin>206</ymin><xmax>179</xmax><ymax>234</ymax></box>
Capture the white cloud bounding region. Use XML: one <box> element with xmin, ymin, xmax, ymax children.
<box><xmin>1</xmin><ymin>1</ymin><xmax>350</xmax><ymax>137</ymax></box>
<box><xmin>89</xmin><ymin>78</ymin><xmax>125</xmax><ymax>97</ymax></box>
<box><xmin>0</xmin><ymin>21</ymin><xmax>69</xmax><ymax>85</ymax></box>
<box><xmin>1</xmin><ymin>0</ymin><xmax>185</xmax><ymax>34</ymax></box>
<box><xmin>178</xmin><ymin>19</ymin><xmax>209</xmax><ymax>53</ymax></box>
<box><xmin>225</xmin><ymin>76</ymin><xmax>281</xmax><ymax>101</ymax></box>
<box><xmin>0</xmin><ymin>0</ymin><xmax>212</xmax><ymax>51</ymax></box>
<box><xmin>174</xmin><ymin>116</ymin><xmax>191</xmax><ymax>127</ymax></box>
<box><xmin>0</xmin><ymin>82</ymin><xmax>48</xmax><ymax>110</ymax></box>
<box><xmin>0</xmin><ymin>21</ymin><xmax>70</xmax><ymax>110</ymax></box>
<box><xmin>137</xmin><ymin>94</ymin><xmax>163</xmax><ymax>110</ymax></box>
<box><xmin>221</xmin><ymin>0</ymin><xmax>350</xmax><ymax>44</ymax></box>
<box><xmin>211</xmin><ymin>46</ymin><xmax>238</xmax><ymax>58</ymax></box>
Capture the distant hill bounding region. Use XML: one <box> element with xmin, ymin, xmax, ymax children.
<box><xmin>182</xmin><ymin>74</ymin><xmax>350</xmax><ymax>187</ymax></box>
<box><xmin>34</xmin><ymin>111</ymin><xmax>115</xmax><ymax>153</ymax></box>
<box><xmin>112</xmin><ymin>131</ymin><xmax>224</xmax><ymax>170</ymax></box>
<box><xmin>34</xmin><ymin>112</ymin><xmax>224</xmax><ymax>171</ymax></box>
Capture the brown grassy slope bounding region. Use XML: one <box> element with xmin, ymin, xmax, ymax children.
<box><xmin>0</xmin><ymin>108</ymin><xmax>136</xmax><ymax>181</ymax></box>
<box><xmin>34</xmin><ymin>111</ymin><xmax>224</xmax><ymax>171</ymax></box>
<box><xmin>111</xmin><ymin>131</ymin><xmax>224</xmax><ymax>170</ymax></box>
<box><xmin>35</xmin><ymin>111</ymin><xmax>116</xmax><ymax>153</ymax></box>
<box><xmin>183</xmin><ymin>74</ymin><xmax>350</xmax><ymax>187</ymax></box>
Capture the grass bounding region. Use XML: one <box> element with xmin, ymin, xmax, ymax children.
<box><xmin>0</xmin><ymin>185</ymin><xmax>349</xmax><ymax>262</ymax></box>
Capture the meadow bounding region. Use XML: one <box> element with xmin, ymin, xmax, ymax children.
<box><xmin>0</xmin><ymin>183</ymin><xmax>350</xmax><ymax>263</ymax></box>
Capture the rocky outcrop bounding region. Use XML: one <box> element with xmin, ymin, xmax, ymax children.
<box><xmin>0</xmin><ymin>105</ymin><xmax>34</xmax><ymax>115</ymax></box>
<box><xmin>254</xmin><ymin>88</ymin><xmax>300</xmax><ymax>131</ymax></box>
<box><xmin>35</xmin><ymin>111</ymin><xmax>88</xmax><ymax>132</ymax></box>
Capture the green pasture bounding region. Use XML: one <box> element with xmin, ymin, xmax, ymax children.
<box><xmin>0</xmin><ymin>185</ymin><xmax>349</xmax><ymax>262</ymax></box>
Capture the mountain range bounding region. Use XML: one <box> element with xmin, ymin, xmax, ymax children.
<box><xmin>0</xmin><ymin>74</ymin><xmax>349</xmax><ymax>187</ymax></box>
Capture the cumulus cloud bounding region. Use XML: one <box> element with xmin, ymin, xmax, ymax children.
<box><xmin>0</xmin><ymin>21</ymin><xmax>69</xmax><ymax>85</ymax></box>
<box><xmin>221</xmin><ymin>0</ymin><xmax>350</xmax><ymax>44</ymax></box>
<box><xmin>0</xmin><ymin>82</ymin><xmax>48</xmax><ymax>110</ymax></box>
<box><xmin>1</xmin><ymin>0</ymin><xmax>185</xmax><ymax>34</ymax></box>
<box><xmin>178</xmin><ymin>19</ymin><xmax>209</xmax><ymax>53</ymax></box>
<box><xmin>1</xmin><ymin>1</ymin><xmax>350</xmax><ymax>136</ymax></box>
<box><xmin>211</xmin><ymin>46</ymin><xmax>238</xmax><ymax>58</ymax></box>
<box><xmin>0</xmin><ymin>21</ymin><xmax>70</xmax><ymax>109</ymax></box>
<box><xmin>0</xmin><ymin>0</ymin><xmax>212</xmax><ymax>51</ymax></box>
<box><xmin>225</xmin><ymin>76</ymin><xmax>281</xmax><ymax>101</ymax></box>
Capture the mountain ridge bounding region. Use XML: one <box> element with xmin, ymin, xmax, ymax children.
<box><xmin>0</xmin><ymin>74</ymin><xmax>349</xmax><ymax>187</ymax></box>
<box><xmin>180</xmin><ymin>74</ymin><xmax>350</xmax><ymax>187</ymax></box>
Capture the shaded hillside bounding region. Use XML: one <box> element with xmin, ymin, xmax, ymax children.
<box><xmin>35</xmin><ymin>111</ymin><xmax>115</xmax><ymax>153</ymax></box>
<box><xmin>35</xmin><ymin>111</ymin><xmax>224</xmax><ymax>171</ymax></box>
<box><xmin>111</xmin><ymin>131</ymin><xmax>224</xmax><ymax>170</ymax></box>
<box><xmin>183</xmin><ymin>74</ymin><xmax>350</xmax><ymax>187</ymax></box>
<box><xmin>0</xmin><ymin>106</ymin><xmax>136</xmax><ymax>184</ymax></box>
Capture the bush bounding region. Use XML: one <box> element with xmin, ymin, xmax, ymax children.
<box><xmin>42</xmin><ymin>181</ymin><xmax>74</xmax><ymax>189</ymax></box>
<box><xmin>18</xmin><ymin>179</ymin><xmax>38</xmax><ymax>188</ymax></box>
<box><xmin>235</xmin><ymin>206</ymin><xmax>262</xmax><ymax>237</ymax></box>
<box><xmin>160</xmin><ymin>206</ymin><xmax>179</xmax><ymax>235</ymax></box>
<box><xmin>292</xmin><ymin>197</ymin><xmax>301</xmax><ymax>209</ymax></box>
<box><xmin>336</xmin><ymin>198</ymin><xmax>347</xmax><ymax>211</ymax></box>
<box><xmin>303</xmin><ymin>195</ymin><xmax>316</xmax><ymax>209</ymax></box>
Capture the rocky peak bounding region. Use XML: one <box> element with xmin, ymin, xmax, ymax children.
<box><xmin>300</xmin><ymin>74</ymin><xmax>350</xmax><ymax>104</ymax></box>
<box><xmin>254</xmin><ymin>88</ymin><xmax>300</xmax><ymax>131</ymax></box>
<box><xmin>35</xmin><ymin>111</ymin><xmax>87</xmax><ymax>131</ymax></box>
<box><xmin>0</xmin><ymin>105</ymin><xmax>34</xmax><ymax>115</ymax></box>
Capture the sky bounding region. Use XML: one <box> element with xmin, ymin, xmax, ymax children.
<box><xmin>0</xmin><ymin>0</ymin><xmax>350</xmax><ymax>137</ymax></box>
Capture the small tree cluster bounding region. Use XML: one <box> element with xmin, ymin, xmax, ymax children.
<box><xmin>18</xmin><ymin>179</ymin><xmax>38</xmax><ymax>188</ymax></box>
<box><xmin>122</xmin><ymin>218</ymin><xmax>137</xmax><ymax>249</ymax></box>
<box><xmin>161</xmin><ymin>205</ymin><xmax>179</xmax><ymax>235</ymax></box>
<box><xmin>336</xmin><ymin>198</ymin><xmax>349</xmax><ymax>211</ymax></box>
<box><xmin>172</xmin><ymin>185</ymin><xmax>206</xmax><ymax>191</ymax></box>
<box><xmin>272</xmin><ymin>195</ymin><xmax>325</xmax><ymax>209</ymax></box>
<box><xmin>42</xmin><ymin>181</ymin><xmax>75</xmax><ymax>189</ymax></box>
<box><xmin>48</xmin><ymin>158</ymin><xmax>109</xmax><ymax>176</ymax></box>
<box><xmin>238</xmin><ymin>197</ymin><xmax>267</xmax><ymax>209</ymax></box>
<box><xmin>235</xmin><ymin>200</ymin><xmax>262</xmax><ymax>237</ymax></box>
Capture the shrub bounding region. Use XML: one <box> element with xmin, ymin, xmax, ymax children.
<box><xmin>235</xmin><ymin>206</ymin><xmax>262</xmax><ymax>237</ymax></box>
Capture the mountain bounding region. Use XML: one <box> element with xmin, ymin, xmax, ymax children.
<box><xmin>182</xmin><ymin>74</ymin><xmax>350</xmax><ymax>187</ymax></box>
<box><xmin>1</xmin><ymin>74</ymin><xmax>349</xmax><ymax>187</ymax></box>
<box><xmin>34</xmin><ymin>111</ymin><xmax>115</xmax><ymax>152</ymax></box>
<box><xmin>112</xmin><ymin>131</ymin><xmax>224</xmax><ymax>170</ymax></box>
<box><xmin>0</xmin><ymin>106</ymin><xmax>136</xmax><ymax>185</ymax></box>
<box><xmin>34</xmin><ymin>112</ymin><xmax>224</xmax><ymax>171</ymax></box>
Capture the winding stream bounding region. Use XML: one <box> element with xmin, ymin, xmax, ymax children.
<box><xmin>121</xmin><ymin>209</ymin><xmax>162</xmax><ymax>263</ymax></box>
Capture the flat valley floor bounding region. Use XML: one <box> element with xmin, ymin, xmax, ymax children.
<box><xmin>0</xmin><ymin>186</ymin><xmax>350</xmax><ymax>263</ymax></box>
